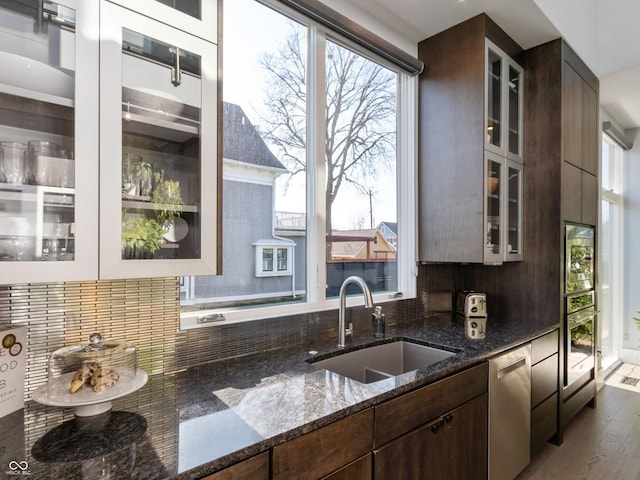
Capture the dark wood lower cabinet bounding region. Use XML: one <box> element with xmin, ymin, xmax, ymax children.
<box><xmin>322</xmin><ymin>454</ymin><xmax>372</xmax><ymax>480</ymax></box>
<box><xmin>201</xmin><ymin>452</ymin><xmax>269</xmax><ymax>480</ymax></box>
<box><xmin>531</xmin><ymin>393</ymin><xmax>558</xmax><ymax>454</ymax></box>
<box><xmin>530</xmin><ymin>330</ymin><xmax>560</xmax><ymax>454</ymax></box>
<box><xmin>203</xmin><ymin>365</ymin><xmax>492</xmax><ymax>480</ymax></box>
<box><xmin>373</xmin><ymin>394</ymin><xmax>488</xmax><ymax>480</ymax></box>
<box><xmin>272</xmin><ymin>409</ymin><xmax>374</xmax><ymax>480</ymax></box>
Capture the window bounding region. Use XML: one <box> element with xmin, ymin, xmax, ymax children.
<box><xmin>180</xmin><ymin>0</ymin><xmax>416</xmax><ymax>326</ymax></box>
<box><xmin>254</xmin><ymin>241</ymin><xmax>293</xmax><ymax>277</ymax></box>
<box><xmin>600</xmin><ymin>133</ymin><xmax>624</xmax><ymax>371</ymax></box>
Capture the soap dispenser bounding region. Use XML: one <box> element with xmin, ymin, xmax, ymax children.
<box><xmin>371</xmin><ymin>306</ymin><xmax>385</xmax><ymax>338</ymax></box>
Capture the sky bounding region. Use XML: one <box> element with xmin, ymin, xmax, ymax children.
<box><xmin>222</xmin><ymin>0</ymin><xmax>397</xmax><ymax>230</ymax></box>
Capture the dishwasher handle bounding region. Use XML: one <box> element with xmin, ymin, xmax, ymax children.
<box><xmin>497</xmin><ymin>357</ymin><xmax>527</xmax><ymax>379</ymax></box>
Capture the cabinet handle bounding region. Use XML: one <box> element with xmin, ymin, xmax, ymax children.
<box><xmin>444</xmin><ymin>414</ymin><xmax>454</xmax><ymax>424</ymax></box>
<box><xmin>431</xmin><ymin>418</ymin><xmax>447</xmax><ymax>434</ymax></box>
<box><xmin>497</xmin><ymin>357</ymin><xmax>527</xmax><ymax>379</ymax></box>
<box><xmin>171</xmin><ymin>47</ymin><xmax>182</xmax><ymax>87</ymax></box>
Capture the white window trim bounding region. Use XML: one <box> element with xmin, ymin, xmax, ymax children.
<box><xmin>180</xmin><ymin>2</ymin><xmax>417</xmax><ymax>329</ymax></box>
<box><xmin>254</xmin><ymin>243</ymin><xmax>293</xmax><ymax>277</ymax></box>
<box><xmin>600</xmin><ymin>133</ymin><xmax>625</xmax><ymax>366</ymax></box>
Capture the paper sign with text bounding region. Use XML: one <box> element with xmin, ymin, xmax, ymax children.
<box><xmin>0</xmin><ymin>325</ymin><xmax>26</xmax><ymax>418</ymax></box>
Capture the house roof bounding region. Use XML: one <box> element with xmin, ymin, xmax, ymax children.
<box><xmin>329</xmin><ymin>229</ymin><xmax>396</xmax><ymax>259</ymax></box>
<box><xmin>378</xmin><ymin>222</ymin><xmax>397</xmax><ymax>235</ymax></box>
<box><xmin>223</xmin><ymin>102</ymin><xmax>287</xmax><ymax>171</ymax></box>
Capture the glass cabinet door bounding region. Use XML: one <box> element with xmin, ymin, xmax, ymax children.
<box><xmin>0</xmin><ymin>0</ymin><xmax>99</xmax><ymax>284</ymax></box>
<box><xmin>485</xmin><ymin>153</ymin><xmax>503</xmax><ymax>264</ymax></box>
<box><xmin>505</xmin><ymin>161</ymin><xmax>523</xmax><ymax>261</ymax></box>
<box><xmin>485</xmin><ymin>154</ymin><xmax>523</xmax><ymax>264</ymax></box>
<box><xmin>99</xmin><ymin>1</ymin><xmax>218</xmax><ymax>279</ymax></box>
<box><xmin>486</xmin><ymin>45</ymin><xmax>502</xmax><ymax>152</ymax></box>
<box><xmin>106</xmin><ymin>0</ymin><xmax>218</xmax><ymax>44</ymax></box>
<box><xmin>486</xmin><ymin>40</ymin><xmax>523</xmax><ymax>163</ymax></box>
<box><xmin>507</xmin><ymin>62</ymin><xmax>523</xmax><ymax>161</ymax></box>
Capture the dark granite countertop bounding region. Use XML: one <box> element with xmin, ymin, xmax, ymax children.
<box><xmin>3</xmin><ymin>314</ymin><xmax>558</xmax><ymax>479</ymax></box>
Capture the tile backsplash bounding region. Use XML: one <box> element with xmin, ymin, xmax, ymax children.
<box><xmin>0</xmin><ymin>263</ymin><xmax>455</xmax><ymax>399</ymax></box>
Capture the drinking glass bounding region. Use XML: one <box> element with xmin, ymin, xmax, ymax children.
<box><xmin>0</xmin><ymin>142</ymin><xmax>27</xmax><ymax>184</ymax></box>
<box><xmin>28</xmin><ymin>141</ymin><xmax>60</xmax><ymax>185</ymax></box>
<box><xmin>122</xmin><ymin>153</ymin><xmax>142</xmax><ymax>196</ymax></box>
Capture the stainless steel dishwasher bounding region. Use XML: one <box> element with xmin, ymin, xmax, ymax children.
<box><xmin>489</xmin><ymin>344</ymin><xmax>531</xmax><ymax>480</ymax></box>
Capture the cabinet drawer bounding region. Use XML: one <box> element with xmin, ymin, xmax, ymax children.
<box><xmin>531</xmin><ymin>330</ymin><xmax>559</xmax><ymax>364</ymax></box>
<box><xmin>321</xmin><ymin>454</ymin><xmax>371</xmax><ymax>480</ymax></box>
<box><xmin>374</xmin><ymin>363</ymin><xmax>488</xmax><ymax>447</ymax></box>
<box><xmin>202</xmin><ymin>452</ymin><xmax>269</xmax><ymax>480</ymax></box>
<box><xmin>531</xmin><ymin>393</ymin><xmax>558</xmax><ymax>455</ymax></box>
<box><xmin>272</xmin><ymin>409</ymin><xmax>373</xmax><ymax>480</ymax></box>
<box><xmin>532</xmin><ymin>353</ymin><xmax>559</xmax><ymax>407</ymax></box>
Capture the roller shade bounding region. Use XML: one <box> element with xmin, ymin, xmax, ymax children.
<box><xmin>603</xmin><ymin>121</ymin><xmax>633</xmax><ymax>150</ymax></box>
<box><xmin>259</xmin><ymin>0</ymin><xmax>424</xmax><ymax>75</ymax></box>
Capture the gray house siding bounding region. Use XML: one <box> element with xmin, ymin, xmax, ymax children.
<box><xmin>193</xmin><ymin>180</ymin><xmax>273</xmax><ymax>298</ymax></box>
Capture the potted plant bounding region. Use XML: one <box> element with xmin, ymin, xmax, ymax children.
<box><xmin>122</xmin><ymin>214</ymin><xmax>168</xmax><ymax>259</ymax></box>
<box><xmin>152</xmin><ymin>179</ymin><xmax>184</xmax><ymax>224</ymax></box>
<box><xmin>137</xmin><ymin>161</ymin><xmax>154</xmax><ymax>197</ymax></box>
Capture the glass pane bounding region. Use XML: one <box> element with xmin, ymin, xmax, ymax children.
<box><xmin>600</xmin><ymin>200</ymin><xmax>619</xmax><ymax>365</ymax></box>
<box><xmin>508</xmin><ymin>65</ymin><xmax>520</xmax><ymax>155</ymax></box>
<box><xmin>325</xmin><ymin>41</ymin><xmax>398</xmax><ymax>298</ymax></box>
<box><xmin>181</xmin><ymin>0</ymin><xmax>307</xmax><ymax>311</ymax></box>
<box><xmin>601</xmin><ymin>138</ymin><xmax>612</xmax><ymax>190</ymax></box>
<box><xmin>0</xmin><ymin>1</ymin><xmax>76</xmax><ymax>262</ymax></box>
<box><xmin>486</xmin><ymin>159</ymin><xmax>501</xmax><ymax>255</ymax></box>
<box><xmin>487</xmin><ymin>49</ymin><xmax>502</xmax><ymax>148</ymax></box>
<box><xmin>277</xmin><ymin>248</ymin><xmax>287</xmax><ymax>271</ymax></box>
<box><xmin>155</xmin><ymin>0</ymin><xmax>201</xmax><ymax>19</ymax></box>
<box><xmin>120</xmin><ymin>30</ymin><xmax>201</xmax><ymax>260</ymax></box>
<box><xmin>262</xmin><ymin>248</ymin><xmax>273</xmax><ymax>271</ymax></box>
<box><xmin>507</xmin><ymin>166</ymin><xmax>520</xmax><ymax>254</ymax></box>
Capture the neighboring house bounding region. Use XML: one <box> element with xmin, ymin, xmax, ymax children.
<box><xmin>329</xmin><ymin>229</ymin><xmax>396</xmax><ymax>261</ymax></box>
<box><xmin>377</xmin><ymin>221</ymin><xmax>397</xmax><ymax>251</ymax></box>
<box><xmin>181</xmin><ymin>103</ymin><xmax>306</xmax><ymax>307</ymax></box>
<box><xmin>181</xmin><ymin>104</ymin><xmax>398</xmax><ymax>307</ymax></box>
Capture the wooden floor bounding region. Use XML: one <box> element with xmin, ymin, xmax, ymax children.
<box><xmin>517</xmin><ymin>364</ymin><xmax>640</xmax><ymax>479</ymax></box>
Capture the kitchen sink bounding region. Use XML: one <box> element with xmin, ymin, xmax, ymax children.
<box><xmin>309</xmin><ymin>340</ymin><xmax>456</xmax><ymax>384</ymax></box>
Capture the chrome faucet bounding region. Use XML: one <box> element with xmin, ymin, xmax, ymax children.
<box><xmin>338</xmin><ymin>276</ymin><xmax>374</xmax><ymax>347</ymax></box>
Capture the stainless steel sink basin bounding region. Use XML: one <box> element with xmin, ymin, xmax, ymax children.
<box><xmin>310</xmin><ymin>340</ymin><xmax>456</xmax><ymax>384</ymax></box>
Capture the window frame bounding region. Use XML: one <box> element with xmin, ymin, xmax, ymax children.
<box><xmin>254</xmin><ymin>243</ymin><xmax>293</xmax><ymax>277</ymax></box>
<box><xmin>599</xmin><ymin>132</ymin><xmax>624</xmax><ymax>369</ymax></box>
<box><xmin>180</xmin><ymin>0</ymin><xmax>417</xmax><ymax>329</ymax></box>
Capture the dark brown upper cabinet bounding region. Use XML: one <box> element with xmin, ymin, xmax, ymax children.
<box><xmin>418</xmin><ymin>14</ymin><xmax>524</xmax><ymax>264</ymax></box>
<box><xmin>524</xmin><ymin>39</ymin><xmax>599</xmax><ymax>228</ymax></box>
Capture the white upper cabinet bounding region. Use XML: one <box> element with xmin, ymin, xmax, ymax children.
<box><xmin>485</xmin><ymin>39</ymin><xmax>523</xmax><ymax>163</ymax></box>
<box><xmin>0</xmin><ymin>0</ymin><xmax>219</xmax><ymax>284</ymax></box>
<box><xmin>105</xmin><ymin>0</ymin><xmax>218</xmax><ymax>44</ymax></box>
<box><xmin>99</xmin><ymin>1</ymin><xmax>218</xmax><ymax>279</ymax></box>
<box><xmin>0</xmin><ymin>0</ymin><xmax>99</xmax><ymax>284</ymax></box>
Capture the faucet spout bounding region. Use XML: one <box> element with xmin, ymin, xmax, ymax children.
<box><xmin>338</xmin><ymin>276</ymin><xmax>374</xmax><ymax>348</ymax></box>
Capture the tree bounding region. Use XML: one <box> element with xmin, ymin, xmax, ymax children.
<box><xmin>258</xmin><ymin>25</ymin><xmax>396</xmax><ymax>251</ymax></box>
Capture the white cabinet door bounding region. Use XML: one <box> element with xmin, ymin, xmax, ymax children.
<box><xmin>99</xmin><ymin>1</ymin><xmax>218</xmax><ymax>279</ymax></box>
<box><xmin>0</xmin><ymin>0</ymin><xmax>99</xmax><ymax>284</ymax></box>
<box><xmin>106</xmin><ymin>0</ymin><xmax>218</xmax><ymax>44</ymax></box>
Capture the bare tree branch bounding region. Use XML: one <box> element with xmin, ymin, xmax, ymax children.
<box><xmin>258</xmin><ymin>24</ymin><xmax>396</xmax><ymax>235</ymax></box>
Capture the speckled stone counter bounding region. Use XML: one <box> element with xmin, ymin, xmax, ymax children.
<box><xmin>1</xmin><ymin>314</ymin><xmax>558</xmax><ymax>479</ymax></box>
